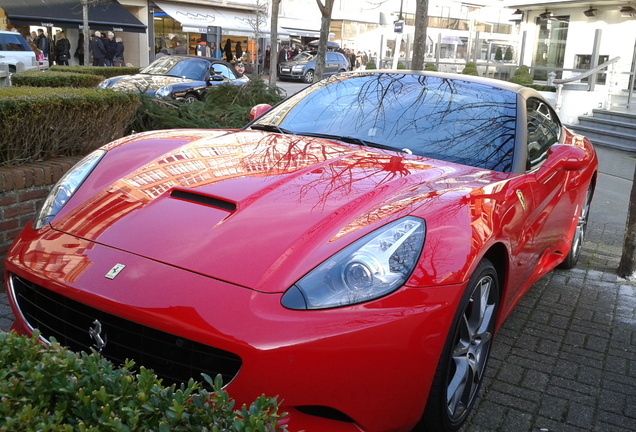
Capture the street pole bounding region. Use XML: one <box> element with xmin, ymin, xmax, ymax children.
<box><xmin>392</xmin><ymin>0</ymin><xmax>404</xmax><ymax>69</ymax></box>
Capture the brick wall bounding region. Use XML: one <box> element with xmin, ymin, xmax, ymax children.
<box><xmin>0</xmin><ymin>157</ymin><xmax>81</xmax><ymax>275</ymax></box>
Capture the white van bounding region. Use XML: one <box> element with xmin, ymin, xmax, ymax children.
<box><xmin>0</xmin><ymin>30</ymin><xmax>38</xmax><ymax>72</ymax></box>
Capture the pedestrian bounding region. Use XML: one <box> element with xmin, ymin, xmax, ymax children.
<box><xmin>27</xmin><ymin>31</ymin><xmax>36</xmax><ymax>43</ymax></box>
<box><xmin>113</xmin><ymin>37</ymin><xmax>125</xmax><ymax>66</ymax></box>
<box><xmin>91</xmin><ymin>31</ymin><xmax>106</xmax><ymax>66</ymax></box>
<box><xmin>54</xmin><ymin>32</ymin><xmax>71</xmax><ymax>66</ymax></box>
<box><xmin>224</xmin><ymin>38</ymin><xmax>233</xmax><ymax>62</ymax></box>
<box><xmin>156</xmin><ymin>47</ymin><xmax>169</xmax><ymax>58</ymax></box>
<box><xmin>264</xmin><ymin>45</ymin><xmax>270</xmax><ymax>70</ymax></box>
<box><xmin>235</xmin><ymin>41</ymin><xmax>243</xmax><ymax>61</ymax></box>
<box><xmin>173</xmin><ymin>37</ymin><xmax>186</xmax><ymax>55</ymax></box>
<box><xmin>35</xmin><ymin>29</ymin><xmax>50</xmax><ymax>61</ymax></box>
<box><xmin>74</xmin><ymin>33</ymin><xmax>85</xmax><ymax>65</ymax></box>
<box><xmin>104</xmin><ymin>32</ymin><xmax>117</xmax><ymax>66</ymax></box>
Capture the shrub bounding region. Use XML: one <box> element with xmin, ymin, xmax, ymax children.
<box><xmin>0</xmin><ymin>87</ymin><xmax>139</xmax><ymax>165</ymax></box>
<box><xmin>504</xmin><ymin>46</ymin><xmax>513</xmax><ymax>61</ymax></box>
<box><xmin>0</xmin><ymin>331</ymin><xmax>286</xmax><ymax>431</ymax></box>
<box><xmin>462</xmin><ymin>62</ymin><xmax>479</xmax><ymax>76</ymax></box>
<box><xmin>129</xmin><ymin>78</ymin><xmax>285</xmax><ymax>133</ymax></box>
<box><xmin>509</xmin><ymin>65</ymin><xmax>533</xmax><ymax>85</ymax></box>
<box><xmin>528</xmin><ymin>84</ymin><xmax>557</xmax><ymax>92</ymax></box>
<box><xmin>397</xmin><ymin>62</ymin><xmax>406</xmax><ymax>69</ymax></box>
<box><xmin>495</xmin><ymin>47</ymin><xmax>503</xmax><ymax>61</ymax></box>
<box><xmin>365</xmin><ymin>60</ymin><xmax>376</xmax><ymax>70</ymax></box>
<box><xmin>49</xmin><ymin>65</ymin><xmax>141</xmax><ymax>78</ymax></box>
<box><xmin>11</xmin><ymin>70</ymin><xmax>104</xmax><ymax>88</ymax></box>
<box><xmin>424</xmin><ymin>63</ymin><xmax>438</xmax><ymax>71</ymax></box>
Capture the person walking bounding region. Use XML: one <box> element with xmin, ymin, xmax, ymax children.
<box><xmin>35</xmin><ymin>29</ymin><xmax>50</xmax><ymax>62</ymax></box>
<box><xmin>224</xmin><ymin>38</ymin><xmax>233</xmax><ymax>62</ymax></box>
<box><xmin>104</xmin><ymin>32</ymin><xmax>117</xmax><ymax>66</ymax></box>
<box><xmin>113</xmin><ymin>37</ymin><xmax>125</xmax><ymax>66</ymax></box>
<box><xmin>91</xmin><ymin>31</ymin><xmax>106</xmax><ymax>66</ymax></box>
<box><xmin>235</xmin><ymin>41</ymin><xmax>243</xmax><ymax>61</ymax></box>
<box><xmin>74</xmin><ymin>33</ymin><xmax>85</xmax><ymax>65</ymax></box>
<box><xmin>54</xmin><ymin>32</ymin><xmax>71</xmax><ymax>65</ymax></box>
<box><xmin>173</xmin><ymin>37</ymin><xmax>187</xmax><ymax>55</ymax></box>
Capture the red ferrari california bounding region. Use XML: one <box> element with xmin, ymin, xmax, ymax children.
<box><xmin>5</xmin><ymin>71</ymin><xmax>597</xmax><ymax>432</ymax></box>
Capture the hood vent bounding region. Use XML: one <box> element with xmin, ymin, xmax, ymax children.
<box><xmin>170</xmin><ymin>189</ymin><xmax>237</xmax><ymax>212</ymax></box>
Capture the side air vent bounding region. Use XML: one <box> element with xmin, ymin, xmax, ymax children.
<box><xmin>295</xmin><ymin>405</ymin><xmax>356</xmax><ymax>423</ymax></box>
<box><xmin>170</xmin><ymin>189</ymin><xmax>237</xmax><ymax>212</ymax></box>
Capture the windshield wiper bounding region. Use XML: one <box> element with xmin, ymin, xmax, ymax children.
<box><xmin>294</xmin><ymin>132</ymin><xmax>401</xmax><ymax>152</ymax></box>
<box><xmin>249</xmin><ymin>124</ymin><xmax>294</xmax><ymax>134</ymax></box>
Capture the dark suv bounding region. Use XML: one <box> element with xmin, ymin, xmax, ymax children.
<box><xmin>278</xmin><ymin>51</ymin><xmax>349</xmax><ymax>83</ymax></box>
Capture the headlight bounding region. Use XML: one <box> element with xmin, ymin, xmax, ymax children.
<box><xmin>33</xmin><ymin>150</ymin><xmax>106</xmax><ymax>230</ymax></box>
<box><xmin>292</xmin><ymin>65</ymin><xmax>305</xmax><ymax>71</ymax></box>
<box><xmin>98</xmin><ymin>79</ymin><xmax>111</xmax><ymax>89</ymax></box>
<box><xmin>282</xmin><ymin>217</ymin><xmax>425</xmax><ymax>310</ymax></box>
<box><xmin>155</xmin><ymin>85</ymin><xmax>173</xmax><ymax>98</ymax></box>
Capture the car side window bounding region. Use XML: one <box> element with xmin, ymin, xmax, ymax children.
<box><xmin>212</xmin><ymin>63</ymin><xmax>237</xmax><ymax>80</ymax></box>
<box><xmin>526</xmin><ymin>98</ymin><xmax>561</xmax><ymax>171</ymax></box>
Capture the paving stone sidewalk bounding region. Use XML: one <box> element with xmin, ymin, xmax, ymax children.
<box><xmin>0</xmin><ymin>218</ymin><xmax>634</xmax><ymax>432</ymax></box>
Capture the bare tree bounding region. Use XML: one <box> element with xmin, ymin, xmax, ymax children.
<box><xmin>79</xmin><ymin>0</ymin><xmax>110</xmax><ymax>66</ymax></box>
<box><xmin>618</xmin><ymin>164</ymin><xmax>636</xmax><ymax>279</ymax></box>
<box><xmin>314</xmin><ymin>0</ymin><xmax>335</xmax><ymax>82</ymax></box>
<box><xmin>246</xmin><ymin>0</ymin><xmax>269</xmax><ymax>75</ymax></box>
<box><xmin>268</xmin><ymin>0</ymin><xmax>281</xmax><ymax>87</ymax></box>
<box><xmin>411</xmin><ymin>0</ymin><xmax>429</xmax><ymax>70</ymax></box>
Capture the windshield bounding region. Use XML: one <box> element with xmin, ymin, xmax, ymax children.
<box><xmin>0</xmin><ymin>33</ymin><xmax>30</xmax><ymax>51</ymax></box>
<box><xmin>252</xmin><ymin>73</ymin><xmax>517</xmax><ymax>172</ymax></box>
<box><xmin>141</xmin><ymin>57</ymin><xmax>210</xmax><ymax>81</ymax></box>
<box><xmin>293</xmin><ymin>51</ymin><xmax>316</xmax><ymax>61</ymax></box>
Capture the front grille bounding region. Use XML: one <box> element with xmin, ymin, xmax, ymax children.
<box><xmin>10</xmin><ymin>273</ymin><xmax>242</xmax><ymax>386</ymax></box>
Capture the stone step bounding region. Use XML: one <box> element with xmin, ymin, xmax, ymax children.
<box><xmin>590</xmin><ymin>108</ymin><xmax>636</xmax><ymax>124</ymax></box>
<box><xmin>577</xmin><ymin>115</ymin><xmax>636</xmax><ymax>134</ymax></box>
<box><xmin>567</xmin><ymin>123</ymin><xmax>636</xmax><ymax>151</ymax></box>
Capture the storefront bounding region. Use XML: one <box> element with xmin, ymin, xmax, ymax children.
<box><xmin>0</xmin><ymin>0</ymin><xmax>147</xmax><ymax>66</ymax></box>
<box><xmin>152</xmin><ymin>1</ymin><xmax>287</xmax><ymax>73</ymax></box>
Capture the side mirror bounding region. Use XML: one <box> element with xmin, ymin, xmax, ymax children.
<box><xmin>536</xmin><ymin>144</ymin><xmax>588</xmax><ymax>182</ymax></box>
<box><xmin>250</xmin><ymin>104</ymin><xmax>272</xmax><ymax>120</ymax></box>
<box><xmin>209</xmin><ymin>74</ymin><xmax>225</xmax><ymax>82</ymax></box>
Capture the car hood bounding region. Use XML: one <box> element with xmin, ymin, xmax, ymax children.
<box><xmin>108</xmin><ymin>74</ymin><xmax>199</xmax><ymax>92</ymax></box>
<box><xmin>279</xmin><ymin>59</ymin><xmax>311</xmax><ymax>67</ymax></box>
<box><xmin>51</xmin><ymin>129</ymin><xmax>504</xmax><ymax>293</ymax></box>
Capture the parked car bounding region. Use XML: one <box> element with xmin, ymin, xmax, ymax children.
<box><xmin>98</xmin><ymin>55</ymin><xmax>248</xmax><ymax>102</ymax></box>
<box><xmin>5</xmin><ymin>71</ymin><xmax>597</xmax><ymax>432</ymax></box>
<box><xmin>0</xmin><ymin>30</ymin><xmax>38</xmax><ymax>72</ymax></box>
<box><xmin>278</xmin><ymin>50</ymin><xmax>349</xmax><ymax>83</ymax></box>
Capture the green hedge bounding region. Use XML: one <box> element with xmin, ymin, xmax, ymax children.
<box><xmin>11</xmin><ymin>70</ymin><xmax>104</xmax><ymax>88</ymax></box>
<box><xmin>509</xmin><ymin>65</ymin><xmax>533</xmax><ymax>86</ymax></box>
<box><xmin>462</xmin><ymin>62</ymin><xmax>479</xmax><ymax>76</ymax></box>
<box><xmin>49</xmin><ymin>65</ymin><xmax>142</xmax><ymax>78</ymax></box>
<box><xmin>0</xmin><ymin>87</ymin><xmax>139</xmax><ymax>166</ymax></box>
<box><xmin>0</xmin><ymin>332</ymin><xmax>286</xmax><ymax>432</ymax></box>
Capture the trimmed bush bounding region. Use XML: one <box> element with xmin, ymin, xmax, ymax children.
<box><xmin>528</xmin><ymin>84</ymin><xmax>557</xmax><ymax>92</ymax></box>
<box><xmin>495</xmin><ymin>47</ymin><xmax>503</xmax><ymax>61</ymax></box>
<box><xmin>365</xmin><ymin>60</ymin><xmax>376</xmax><ymax>70</ymax></box>
<box><xmin>462</xmin><ymin>62</ymin><xmax>479</xmax><ymax>76</ymax></box>
<box><xmin>397</xmin><ymin>62</ymin><xmax>406</xmax><ymax>69</ymax></box>
<box><xmin>49</xmin><ymin>65</ymin><xmax>142</xmax><ymax>78</ymax></box>
<box><xmin>11</xmin><ymin>70</ymin><xmax>104</xmax><ymax>88</ymax></box>
<box><xmin>129</xmin><ymin>78</ymin><xmax>285</xmax><ymax>133</ymax></box>
<box><xmin>509</xmin><ymin>65</ymin><xmax>533</xmax><ymax>85</ymax></box>
<box><xmin>504</xmin><ymin>46</ymin><xmax>513</xmax><ymax>61</ymax></box>
<box><xmin>425</xmin><ymin>63</ymin><xmax>438</xmax><ymax>71</ymax></box>
<box><xmin>0</xmin><ymin>331</ymin><xmax>286</xmax><ymax>431</ymax></box>
<box><xmin>0</xmin><ymin>87</ymin><xmax>139</xmax><ymax>165</ymax></box>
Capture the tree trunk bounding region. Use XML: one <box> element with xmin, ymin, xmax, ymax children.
<box><xmin>268</xmin><ymin>0</ymin><xmax>281</xmax><ymax>88</ymax></box>
<box><xmin>314</xmin><ymin>0</ymin><xmax>335</xmax><ymax>83</ymax></box>
<box><xmin>618</xmin><ymin>162</ymin><xmax>636</xmax><ymax>278</ymax></box>
<box><xmin>82</xmin><ymin>0</ymin><xmax>90</xmax><ymax>66</ymax></box>
<box><xmin>411</xmin><ymin>0</ymin><xmax>429</xmax><ymax>71</ymax></box>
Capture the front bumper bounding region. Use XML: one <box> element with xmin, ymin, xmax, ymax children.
<box><xmin>5</xmin><ymin>225</ymin><xmax>464</xmax><ymax>432</ymax></box>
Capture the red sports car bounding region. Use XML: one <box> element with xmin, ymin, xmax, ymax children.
<box><xmin>5</xmin><ymin>71</ymin><xmax>597</xmax><ymax>432</ymax></box>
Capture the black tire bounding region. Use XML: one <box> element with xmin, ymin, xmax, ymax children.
<box><xmin>417</xmin><ymin>259</ymin><xmax>500</xmax><ymax>432</ymax></box>
<box><xmin>557</xmin><ymin>184</ymin><xmax>593</xmax><ymax>269</ymax></box>
<box><xmin>183</xmin><ymin>93</ymin><xmax>199</xmax><ymax>104</ymax></box>
<box><xmin>303</xmin><ymin>69</ymin><xmax>315</xmax><ymax>84</ymax></box>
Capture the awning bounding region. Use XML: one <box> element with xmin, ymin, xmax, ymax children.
<box><xmin>282</xmin><ymin>28</ymin><xmax>321</xmax><ymax>38</ymax></box>
<box><xmin>155</xmin><ymin>1</ymin><xmax>288</xmax><ymax>37</ymax></box>
<box><xmin>0</xmin><ymin>0</ymin><xmax>146</xmax><ymax>33</ymax></box>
